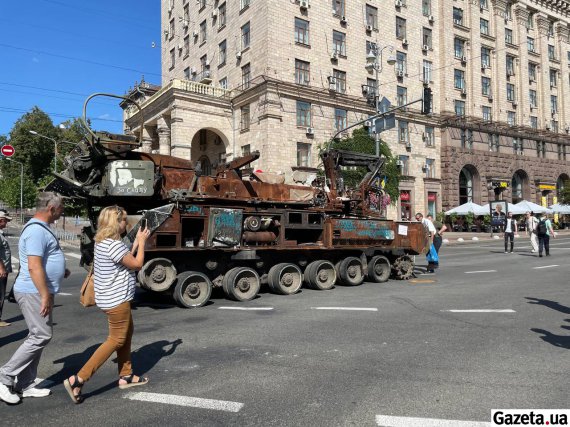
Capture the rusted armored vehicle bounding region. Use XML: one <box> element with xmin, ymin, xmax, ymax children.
<box><xmin>48</xmin><ymin>94</ymin><xmax>428</xmax><ymax>308</ymax></box>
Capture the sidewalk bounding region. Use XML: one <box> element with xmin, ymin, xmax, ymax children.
<box><xmin>442</xmin><ymin>229</ymin><xmax>570</xmax><ymax>245</ymax></box>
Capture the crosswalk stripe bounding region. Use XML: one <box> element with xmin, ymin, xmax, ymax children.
<box><xmin>376</xmin><ymin>415</ymin><xmax>491</xmax><ymax>426</ymax></box>
<box><xmin>124</xmin><ymin>391</ymin><xmax>244</xmax><ymax>412</ymax></box>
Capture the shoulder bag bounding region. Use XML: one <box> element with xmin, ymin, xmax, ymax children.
<box><xmin>79</xmin><ymin>265</ymin><xmax>95</xmax><ymax>307</ymax></box>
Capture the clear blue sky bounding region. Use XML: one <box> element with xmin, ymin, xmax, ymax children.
<box><xmin>0</xmin><ymin>0</ymin><xmax>161</xmax><ymax>136</ymax></box>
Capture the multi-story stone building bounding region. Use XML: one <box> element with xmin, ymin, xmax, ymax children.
<box><xmin>123</xmin><ymin>0</ymin><xmax>570</xmax><ymax>220</ymax></box>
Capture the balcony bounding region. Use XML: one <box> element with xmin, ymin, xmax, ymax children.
<box><xmin>193</xmin><ymin>70</ymin><xmax>212</xmax><ymax>84</ymax></box>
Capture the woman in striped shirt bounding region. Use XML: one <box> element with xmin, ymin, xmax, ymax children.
<box><xmin>64</xmin><ymin>205</ymin><xmax>150</xmax><ymax>404</ymax></box>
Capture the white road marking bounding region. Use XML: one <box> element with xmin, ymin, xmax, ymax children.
<box><xmin>311</xmin><ymin>307</ymin><xmax>378</xmax><ymax>312</ymax></box>
<box><xmin>11</xmin><ymin>256</ymin><xmax>19</xmax><ymax>264</ymax></box>
<box><xmin>443</xmin><ymin>309</ymin><xmax>515</xmax><ymax>313</ymax></box>
<box><xmin>124</xmin><ymin>391</ymin><xmax>244</xmax><ymax>412</ymax></box>
<box><xmin>218</xmin><ymin>306</ymin><xmax>274</xmax><ymax>311</ymax></box>
<box><xmin>58</xmin><ymin>292</ymin><xmax>73</xmax><ymax>296</ymax></box>
<box><xmin>376</xmin><ymin>415</ymin><xmax>491</xmax><ymax>426</ymax></box>
<box><xmin>65</xmin><ymin>253</ymin><xmax>81</xmax><ymax>259</ymax></box>
<box><xmin>532</xmin><ymin>264</ymin><xmax>559</xmax><ymax>269</ymax></box>
<box><xmin>464</xmin><ymin>270</ymin><xmax>497</xmax><ymax>274</ymax></box>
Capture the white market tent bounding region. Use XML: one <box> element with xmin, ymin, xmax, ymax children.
<box><xmin>479</xmin><ymin>203</ymin><xmax>527</xmax><ymax>215</ymax></box>
<box><xmin>445</xmin><ymin>202</ymin><xmax>486</xmax><ymax>216</ymax></box>
<box><xmin>548</xmin><ymin>203</ymin><xmax>570</xmax><ymax>214</ymax></box>
<box><xmin>514</xmin><ymin>200</ymin><xmax>552</xmax><ymax>214</ymax></box>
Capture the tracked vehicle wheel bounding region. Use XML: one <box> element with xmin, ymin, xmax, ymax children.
<box><xmin>268</xmin><ymin>263</ymin><xmax>303</xmax><ymax>295</ymax></box>
<box><xmin>305</xmin><ymin>260</ymin><xmax>336</xmax><ymax>290</ymax></box>
<box><xmin>338</xmin><ymin>257</ymin><xmax>364</xmax><ymax>286</ymax></box>
<box><xmin>367</xmin><ymin>255</ymin><xmax>391</xmax><ymax>283</ymax></box>
<box><xmin>222</xmin><ymin>267</ymin><xmax>260</xmax><ymax>301</ymax></box>
<box><xmin>392</xmin><ymin>255</ymin><xmax>414</xmax><ymax>280</ymax></box>
<box><xmin>173</xmin><ymin>271</ymin><xmax>212</xmax><ymax>308</ymax></box>
<box><xmin>138</xmin><ymin>258</ymin><xmax>177</xmax><ymax>292</ymax></box>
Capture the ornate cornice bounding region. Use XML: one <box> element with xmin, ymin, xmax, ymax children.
<box><xmin>514</xmin><ymin>4</ymin><xmax>529</xmax><ymax>21</ymax></box>
<box><xmin>536</xmin><ymin>14</ymin><xmax>551</xmax><ymax>36</ymax></box>
<box><xmin>555</xmin><ymin>22</ymin><xmax>570</xmax><ymax>42</ymax></box>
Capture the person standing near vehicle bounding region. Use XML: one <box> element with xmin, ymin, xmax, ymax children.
<box><xmin>503</xmin><ymin>212</ymin><xmax>518</xmax><ymax>253</ymax></box>
<box><xmin>427</xmin><ymin>214</ymin><xmax>447</xmax><ymax>256</ymax></box>
<box><xmin>64</xmin><ymin>206</ymin><xmax>150</xmax><ymax>404</ymax></box>
<box><xmin>526</xmin><ymin>211</ymin><xmax>539</xmax><ymax>253</ymax></box>
<box><xmin>0</xmin><ymin>211</ymin><xmax>13</xmax><ymax>327</ymax></box>
<box><xmin>536</xmin><ymin>213</ymin><xmax>555</xmax><ymax>257</ymax></box>
<box><xmin>0</xmin><ymin>192</ymin><xmax>70</xmax><ymax>405</ymax></box>
<box><xmin>416</xmin><ymin>213</ymin><xmax>438</xmax><ymax>273</ymax></box>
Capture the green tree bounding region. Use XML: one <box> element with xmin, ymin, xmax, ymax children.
<box><xmin>327</xmin><ymin>127</ymin><xmax>400</xmax><ymax>204</ymax></box>
<box><xmin>558</xmin><ymin>181</ymin><xmax>570</xmax><ymax>205</ymax></box>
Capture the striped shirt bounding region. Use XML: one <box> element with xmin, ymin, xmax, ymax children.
<box><xmin>94</xmin><ymin>238</ymin><xmax>135</xmax><ymax>310</ymax></box>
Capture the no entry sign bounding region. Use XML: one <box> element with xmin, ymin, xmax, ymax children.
<box><xmin>1</xmin><ymin>145</ymin><xmax>15</xmax><ymax>157</ymax></box>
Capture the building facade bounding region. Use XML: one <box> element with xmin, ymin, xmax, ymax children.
<box><xmin>123</xmin><ymin>0</ymin><xmax>570</xmax><ymax>220</ymax></box>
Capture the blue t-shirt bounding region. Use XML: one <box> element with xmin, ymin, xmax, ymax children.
<box><xmin>14</xmin><ymin>219</ymin><xmax>66</xmax><ymax>294</ymax></box>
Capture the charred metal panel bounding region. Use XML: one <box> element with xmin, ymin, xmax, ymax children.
<box><xmin>207</xmin><ymin>208</ymin><xmax>243</xmax><ymax>247</ymax></box>
<box><xmin>331</xmin><ymin>219</ymin><xmax>395</xmax><ymax>243</ymax></box>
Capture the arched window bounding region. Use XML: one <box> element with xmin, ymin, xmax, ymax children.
<box><xmin>459</xmin><ymin>168</ymin><xmax>473</xmax><ymax>204</ymax></box>
<box><xmin>199</xmin><ymin>156</ymin><xmax>212</xmax><ymax>176</ymax></box>
<box><xmin>512</xmin><ymin>173</ymin><xmax>523</xmax><ymax>204</ymax></box>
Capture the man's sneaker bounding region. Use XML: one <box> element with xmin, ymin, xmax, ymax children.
<box><xmin>505</xmin><ymin>251</ymin><xmax>508</xmax><ymax>253</ymax></box>
<box><xmin>531</xmin><ymin>249</ymin><xmax>536</xmax><ymax>253</ymax></box>
<box><xmin>0</xmin><ymin>321</ymin><xmax>10</xmax><ymax>327</ymax></box>
<box><xmin>21</xmin><ymin>386</ymin><xmax>51</xmax><ymax>398</ymax></box>
<box><xmin>0</xmin><ymin>383</ymin><xmax>21</xmax><ymax>404</ymax></box>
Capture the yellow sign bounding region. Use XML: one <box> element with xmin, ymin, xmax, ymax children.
<box><xmin>554</xmin><ymin>196</ymin><xmax>558</xmax><ymax>223</ymax></box>
<box><xmin>538</xmin><ymin>184</ymin><xmax>556</xmax><ymax>190</ymax></box>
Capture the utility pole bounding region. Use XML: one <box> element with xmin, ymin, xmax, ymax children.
<box><xmin>28</xmin><ymin>130</ymin><xmax>58</xmax><ymax>173</ymax></box>
<box><xmin>6</xmin><ymin>158</ymin><xmax>23</xmax><ymax>224</ymax></box>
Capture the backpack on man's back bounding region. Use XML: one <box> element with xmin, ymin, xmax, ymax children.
<box><xmin>536</xmin><ymin>219</ymin><xmax>548</xmax><ymax>236</ymax></box>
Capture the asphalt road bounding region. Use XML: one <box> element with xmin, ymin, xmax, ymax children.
<box><xmin>0</xmin><ymin>234</ymin><xmax>568</xmax><ymax>426</ymax></box>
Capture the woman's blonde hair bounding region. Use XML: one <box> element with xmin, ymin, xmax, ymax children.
<box><xmin>94</xmin><ymin>205</ymin><xmax>127</xmax><ymax>242</ymax></box>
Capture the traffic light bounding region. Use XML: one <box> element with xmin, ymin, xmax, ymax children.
<box><xmin>422</xmin><ymin>86</ymin><xmax>432</xmax><ymax>115</ymax></box>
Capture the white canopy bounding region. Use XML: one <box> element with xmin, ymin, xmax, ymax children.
<box><xmin>548</xmin><ymin>203</ymin><xmax>570</xmax><ymax>214</ymax></box>
<box><xmin>514</xmin><ymin>200</ymin><xmax>552</xmax><ymax>214</ymax></box>
<box><xmin>479</xmin><ymin>203</ymin><xmax>527</xmax><ymax>215</ymax></box>
<box><xmin>445</xmin><ymin>202</ymin><xmax>486</xmax><ymax>215</ymax></box>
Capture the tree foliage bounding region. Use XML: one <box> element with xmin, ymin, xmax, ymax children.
<box><xmin>558</xmin><ymin>181</ymin><xmax>570</xmax><ymax>205</ymax></box>
<box><xmin>327</xmin><ymin>127</ymin><xmax>400</xmax><ymax>204</ymax></box>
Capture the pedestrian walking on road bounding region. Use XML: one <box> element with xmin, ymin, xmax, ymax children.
<box><xmin>416</xmin><ymin>213</ymin><xmax>438</xmax><ymax>273</ymax></box>
<box><xmin>536</xmin><ymin>213</ymin><xmax>555</xmax><ymax>257</ymax></box>
<box><xmin>526</xmin><ymin>211</ymin><xmax>539</xmax><ymax>253</ymax></box>
<box><xmin>0</xmin><ymin>211</ymin><xmax>13</xmax><ymax>327</ymax></box>
<box><xmin>0</xmin><ymin>192</ymin><xmax>70</xmax><ymax>405</ymax></box>
<box><xmin>64</xmin><ymin>205</ymin><xmax>150</xmax><ymax>404</ymax></box>
<box><xmin>503</xmin><ymin>212</ymin><xmax>518</xmax><ymax>253</ymax></box>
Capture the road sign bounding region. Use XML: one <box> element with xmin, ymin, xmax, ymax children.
<box><xmin>378</xmin><ymin>97</ymin><xmax>392</xmax><ymax>113</ymax></box>
<box><xmin>374</xmin><ymin>113</ymin><xmax>396</xmax><ymax>133</ymax></box>
<box><xmin>1</xmin><ymin>145</ymin><xmax>15</xmax><ymax>157</ymax></box>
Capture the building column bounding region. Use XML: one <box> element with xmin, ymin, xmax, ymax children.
<box><xmin>555</xmin><ymin>23</ymin><xmax>570</xmax><ymax>132</ymax></box>
<box><xmin>157</xmin><ymin>116</ymin><xmax>171</xmax><ymax>156</ymax></box>
<box><xmin>141</xmin><ymin>125</ymin><xmax>154</xmax><ymax>153</ymax></box>
<box><xmin>514</xmin><ymin>5</ymin><xmax>530</xmax><ymax>126</ymax></box>
<box><xmin>536</xmin><ymin>14</ymin><xmax>551</xmax><ymax>128</ymax></box>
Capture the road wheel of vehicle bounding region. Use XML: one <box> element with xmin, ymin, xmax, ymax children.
<box><xmin>173</xmin><ymin>271</ymin><xmax>212</xmax><ymax>308</ymax></box>
<box><xmin>367</xmin><ymin>255</ymin><xmax>391</xmax><ymax>283</ymax></box>
<box><xmin>305</xmin><ymin>260</ymin><xmax>336</xmax><ymax>290</ymax></box>
<box><xmin>392</xmin><ymin>255</ymin><xmax>414</xmax><ymax>280</ymax></box>
<box><xmin>137</xmin><ymin>258</ymin><xmax>177</xmax><ymax>292</ymax></box>
<box><xmin>268</xmin><ymin>263</ymin><xmax>303</xmax><ymax>295</ymax></box>
<box><xmin>222</xmin><ymin>267</ymin><xmax>260</xmax><ymax>301</ymax></box>
<box><xmin>338</xmin><ymin>257</ymin><xmax>364</xmax><ymax>286</ymax></box>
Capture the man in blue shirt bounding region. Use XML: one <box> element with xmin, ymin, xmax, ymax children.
<box><xmin>0</xmin><ymin>192</ymin><xmax>70</xmax><ymax>404</ymax></box>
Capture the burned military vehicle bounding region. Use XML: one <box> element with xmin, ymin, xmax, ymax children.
<box><xmin>47</xmin><ymin>94</ymin><xmax>428</xmax><ymax>308</ymax></box>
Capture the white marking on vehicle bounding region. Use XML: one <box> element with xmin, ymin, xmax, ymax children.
<box><xmin>464</xmin><ymin>270</ymin><xmax>497</xmax><ymax>274</ymax></box>
<box><xmin>443</xmin><ymin>309</ymin><xmax>515</xmax><ymax>313</ymax></box>
<box><xmin>217</xmin><ymin>307</ymin><xmax>274</xmax><ymax>311</ymax></box>
<box><xmin>375</xmin><ymin>414</ymin><xmax>491</xmax><ymax>426</ymax></box>
<box><xmin>124</xmin><ymin>391</ymin><xmax>244</xmax><ymax>412</ymax></box>
<box><xmin>532</xmin><ymin>265</ymin><xmax>558</xmax><ymax>269</ymax></box>
<box><xmin>311</xmin><ymin>307</ymin><xmax>378</xmax><ymax>312</ymax></box>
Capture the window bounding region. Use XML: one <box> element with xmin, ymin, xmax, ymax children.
<box><xmin>548</xmin><ymin>21</ymin><xmax>554</xmax><ymax>37</ymax></box>
<box><xmin>529</xmin><ymin>63</ymin><xmax>537</xmax><ymax>81</ymax></box>
<box><xmin>242</xmin><ymin>144</ymin><xmax>251</xmax><ymax>157</ymax></box>
<box><xmin>453</xmin><ymin>7</ymin><xmax>463</xmax><ymax>26</ymax></box>
<box><xmin>506</xmin><ymin>83</ymin><xmax>515</xmax><ymax>102</ymax></box>
<box><xmin>398</xmin><ymin>120</ymin><xmax>409</xmax><ymax>144</ymax></box>
<box><xmin>183</xmin><ymin>5</ymin><xmax>189</xmax><ymax>29</ymax></box>
<box><xmin>422</xmin><ymin>60</ymin><xmax>432</xmax><ymax>83</ymax></box>
<box><xmin>366</xmin><ymin>41</ymin><xmax>377</xmax><ymax>55</ymax></box>
<box><xmin>527</xmin><ymin>37</ymin><xmax>535</xmax><ymax>53</ymax></box>
<box><xmin>460</xmin><ymin>129</ymin><xmax>472</xmax><ymax>149</ymax></box>
<box><xmin>507</xmin><ymin>111</ymin><xmax>516</xmax><ymax>126</ymax></box>
<box><xmin>482</xmin><ymin>106</ymin><xmax>492</xmax><ymax>122</ymax></box>
<box><xmin>184</xmin><ymin>67</ymin><xmax>190</xmax><ymax>80</ymax></box>
<box><xmin>199</xmin><ymin>0</ymin><xmax>207</xmax><ymax>9</ymax></box>
<box><xmin>333</xmin><ymin>0</ymin><xmax>345</xmax><ymax>16</ymax></box>
<box><xmin>297</xmin><ymin>142</ymin><xmax>311</xmax><ymax>167</ymax></box>
<box><xmin>481</xmin><ymin>47</ymin><xmax>490</xmax><ymax>68</ymax></box>
<box><xmin>169</xmin><ymin>48</ymin><xmax>175</xmax><ymax>69</ymax></box>
<box><xmin>398</xmin><ymin>156</ymin><xmax>409</xmax><ymax>176</ymax></box>
<box><xmin>482</xmin><ymin>77</ymin><xmax>491</xmax><ymax>96</ymax></box>
<box><xmin>241</xmin><ymin>63</ymin><xmax>251</xmax><ymax>89</ymax></box>
<box><xmin>506</xmin><ymin>55</ymin><xmax>515</xmax><ymax>76</ymax></box>
<box><xmin>454</xmin><ymin>38</ymin><xmax>465</xmax><ymax>58</ymax></box>
<box><xmin>400</xmin><ymin>189</ymin><xmax>412</xmax><ymax>220</ymax></box>
<box><xmin>558</xmin><ymin>144</ymin><xmax>566</xmax><ymax>160</ymax></box>
<box><xmin>552</xmin><ymin>120</ymin><xmax>559</xmax><ymax>133</ymax></box>
<box><xmin>334</xmin><ymin>108</ymin><xmax>347</xmax><ymax>132</ymax></box>
<box><xmin>200</xmin><ymin>54</ymin><xmax>208</xmax><ymax>72</ymax></box>
<box><xmin>332</xmin><ymin>69</ymin><xmax>346</xmax><ymax>93</ymax></box>
<box><xmin>422</xmin><ymin>28</ymin><xmax>432</xmax><ymax>48</ymax></box>
<box><xmin>422</xmin><ymin>0</ymin><xmax>431</xmax><ymax>16</ymax></box>
<box><xmin>219</xmin><ymin>3</ymin><xmax>226</xmax><ymax>28</ymax></box>
<box><xmin>550</xmin><ymin>69</ymin><xmax>557</xmax><ymax>87</ymax></box>
<box><xmin>296</xmin><ymin>101</ymin><xmax>311</xmax><ymax>126</ymax></box>
<box><xmin>488</xmin><ymin>134</ymin><xmax>499</xmax><ymax>152</ymax></box>
<box><xmin>397</xmin><ymin>86</ymin><xmax>407</xmax><ymax>107</ymax></box>
<box><xmin>505</xmin><ymin>29</ymin><xmax>513</xmax><ymax>45</ymax></box>
<box><xmin>241</xmin><ymin>105</ymin><xmax>250</xmax><ymax>131</ymax></box>
<box><xmin>568</xmin><ymin>51</ymin><xmax>570</xmax><ymax>64</ymax></box>
<box><xmin>480</xmin><ymin>19</ymin><xmax>489</xmax><ymax>35</ymax></box>
<box><xmin>513</xmin><ymin>138</ymin><xmax>523</xmax><ymax>155</ymax></box>
<box><xmin>530</xmin><ymin>116</ymin><xmax>538</xmax><ymax>129</ymax></box>
<box><xmin>332</xmin><ymin>31</ymin><xmax>346</xmax><ymax>56</ymax></box>
<box><xmin>200</xmin><ymin>20</ymin><xmax>207</xmax><ymax>43</ymax></box>
<box><xmin>184</xmin><ymin>35</ymin><xmax>190</xmax><ymax>57</ymax></box>
<box><xmin>366</xmin><ymin>78</ymin><xmax>377</xmax><ymax>97</ymax></box>
<box><xmin>425</xmin><ymin>159</ymin><xmax>435</xmax><ymax>178</ymax></box>
<box><xmin>396</xmin><ymin>17</ymin><xmax>406</xmax><ymax>39</ymax></box>
<box><xmin>480</xmin><ymin>0</ymin><xmax>488</xmax><ymax>9</ymax></box>
<box><xmin>219</xmin><ymin>77</ymin><xmax>228</xmax><ymax>89</ymax></box>
<box><xmin>548</xmin><ymin>45</ymin><xmax>555</xmax><ymax>61</ymax></box>
<box><xmin>295</xmin><ymin>60</ymin><xmax>310</xmax><ymax>85</ymax></box>
<box><xmin>240</xmin><ymin>0</ymin><xmax>251</xmax><ymax>11</ymax></box>
<box><xmin>454</xmin><ymin>69</ymin><xmax>465</xmax><ymax>89</ymax></box>
<box><xmin>219</xmin><ymin>40</ymin><xmax>227</xmax><ymax>66</ymax></box>
<box><xmin>424</xmin><ymin>126</ymin><xmax>434</xmax><ymax>146</ymax></box>
<box><xmin>537</xmin><ymin>141</ymin><xmax>546</xmax><ymax>158</ymax></box>
<box><xmin>455</xmin><ymin>100</ymin><xmax>465</xmax><ymax>116</ymax></box>
<box><xmin>529</xmin><ymin>90</ymin><xmax>537</xmax><ymax>108</ymax></box>
<box><xmin>295</xmin><ymin>18</ymin><xmax>309</xmax><ymax>45</ymax></box>
<box><xmin>169</xmin><ymin>19</ymin><xmax>175</xmax><ymax>38</ymax></box>
<box><xmin>551</xmin><ymin>95</ymin><xmax>558</xmax><ymax>114</ymax></box>
<box><xmin>527</xmin><ymin>13</ymin><xmax>534</xmax><ymax>29</ymax></box>
<box><xmin>396</xmin><ymin>51</ymin><xmax>407</xmax><ymax>73</ymax></box>
<box><xmin>241</xmin><ymin>22</ymin><xmax>250</xmax><ymax>49</ymax></box>
<box><xmin>366</xmin><ymin>4</ymin><xmax>378</xmax><ymax>29</ymax></box>
<box><xmin>505</xmin><ymin>2</ymin><xmax>512</xmax><ymax>20</ymax></box>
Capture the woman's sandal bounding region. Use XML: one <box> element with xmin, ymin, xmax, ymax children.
<box><xmin>63</xmin><ymin>375</ymin><xmax>84</xmax><ymax>404</ymax></box>
<box><xmin>118</xmin><ymin>374</ymin><xmax>149</xmax><ymax>390</ymax></box>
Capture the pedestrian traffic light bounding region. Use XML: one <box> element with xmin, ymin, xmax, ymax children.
<box><xmin>422</xmin><ymin>86</ymin><xmax>432</xmax><ymax>115</ymax></box>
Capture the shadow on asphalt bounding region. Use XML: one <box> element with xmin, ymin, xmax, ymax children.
<box><xmin>530</xmin><ymin>328</ymin><xmax>570</xmax><ymax>349</ymax></box>
<box><xmin>0</xmin><ymin>329</ymin><xmax>28</xmax><ymax>347</ymax></box>
<box><xmin>526</xmin><ymin>297</ymin><xmax>570</xmax><ymax>314</ymax></box>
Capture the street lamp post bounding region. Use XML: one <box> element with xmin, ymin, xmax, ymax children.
<box><xmin>366</xmin><ymin>43</ymin><xmax>396</xmax><ymax>157</ymax></box>
<box><xmin>29</xmin><ymin>130</ymin><xmax>58</xmax><ymax>173</ymax></box>
<box><xmin>6</xmin><ymin>158</ymin><xmax>23</xmax><ymax>224</ymax></box>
